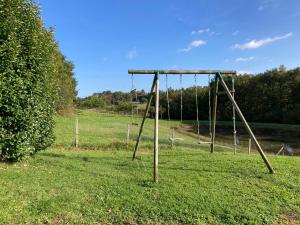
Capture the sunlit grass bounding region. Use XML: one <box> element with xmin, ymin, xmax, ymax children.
<box><xmin>0</xmin><ymin>110</ymin><xmax>299</xmax><ymax>224</ymax></box>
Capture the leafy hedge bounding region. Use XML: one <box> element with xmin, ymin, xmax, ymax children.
<box><xmin>0</xmin><ymin>0</ymin><xmax>59</xmax><ymax>160</ymax></box>
<box><xmin>53</xmin><ymin>47</ymin><xmax>77</xmax><ymax>114</ymax></box>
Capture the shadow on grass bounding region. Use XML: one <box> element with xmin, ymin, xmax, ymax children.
<box><xmin>140</xmin><ymin>135</ymin><xmax>211</xmax><ymax>151</ymax></box>
<box><xmin>139</xmin><ymin>180</ymin><xmax>157</xmax><ymax>188</ymax></box>
<box><xmin>2</xmin><ymin>145</ymin><xmax>270</xmax><ymax>181</ymax></box>
<box><xmin>52</xmin><ymin>141</ymin><xmax>130</xmax><ymax>151</ymax></box>
<box><xmin>0</xmin><ymin>160</ymin><xmax>17</xmax><ymax>165</ymax></box>
<box><xmin>0</xmin><ymin>156</ymin><xmax>23</xmax><ymax>165</ymax></box>
<box><xmin>40</xmin><ymin>149</ymin><xmax>274</xmax><ymax>183</ymax></box>
<box><xmin>160</xmin><ymin>164</ymin><xmax>268</xmax><ymax>178</ymax></box>
<box><xmin>41</xmin><ymin>151</ymin><xmax>125</xmax><ymax>163</ymax></box>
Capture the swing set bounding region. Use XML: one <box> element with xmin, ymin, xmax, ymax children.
<box><xmin>128</xmin><ymin>69</ymin><xmax>275</xmax><ymax>182</ymax></box>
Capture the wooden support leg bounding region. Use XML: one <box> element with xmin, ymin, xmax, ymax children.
<box><xmin>217</xmin><ymin>73</ymin><xmax>275</xmax><ymax>174</ymax></box>
<box><xmin>154</xmin><ymin>73</ymin><xmax>159</xmax><ymax>183</ymax></box>
<box><xmin>211</xmin><ymin>76</ymin><xmax>219</xmax><ymax>153</ymax></box>
<box><xmin>132</xmin><ymin>75</ymin><xmax>157</xmax><ymax>160</ymax></box>
<box><xmin>276</xmin><ymin>145</ymin><xmax>284</xmax><ymax>155</ymax></box>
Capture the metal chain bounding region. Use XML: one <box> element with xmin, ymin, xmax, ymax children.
<box><xmin>194</xmin><ymin>74</ymin><xmax>200</xmax><ymax>140</ymax></box>
<box><xmin>232</xmin><ymin>75</ymin><xmax>237</xmax><ymax>153</ymax></box>
<box><xmin>208</xmin><ymin>74</ymin><xmax>212</xmax><ymax>139</ymax></box>
<box><xmin>180</xmin><ymin>74</ymin><xmax>183</xmax><ymax>123</ymax></box>
<box><xmin>166</xmin><ymin>74</ymin><xmax>171</xmax><ymax>122</ymax></box>
<box><xmin>131</xmin><ymin>74</ymin><xmax>134</xmax><ymax>124</ymax></box>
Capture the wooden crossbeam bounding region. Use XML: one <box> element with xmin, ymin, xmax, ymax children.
<box><xmin>128</xmin><ymin>70</ymin><xmax>236</xmax><ymax>75</ymax></box>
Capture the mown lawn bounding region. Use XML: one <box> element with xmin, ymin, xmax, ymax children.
<box><xmin>0</xmin><ymin>149</ymin><xmax>299</xmax><ymax>224</ymax></box>
<box><xmin>0</xmin><ymin>111</ymin><xmax>299</xmax><ymax>224</ymax></box>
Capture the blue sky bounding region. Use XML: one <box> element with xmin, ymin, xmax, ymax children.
<box><xmin>39</xmin><ymin>0</ymin><xmax>300</xmax><ymax>97</ymax></box>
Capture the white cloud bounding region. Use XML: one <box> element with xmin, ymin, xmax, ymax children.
<box><xmin>191</xmin><ymin>28</ymin><xmax>210</xmax><ymax>35</ymax></box>
<box><xmin>190</xmin><ymin>40</ymin><xmax>206</xmax><ymax>47</ymax></box>
<box><xmin>127</xmin><ymin>48</ymin><xmax>137</xmax><ymax>60</ymax></box>
<box><xmin>235</xmin><ymin>56</ymin><xmax>255</xmax><ymax>62</ymax></box>
<box><xmin>178</xmin><ymin>40</ymin><xmax>207</xmax><ymax>52</ymax></box>
<box><xmin>238</xmin><ymin>70</ymin><xmax>252</xmax><ymax>75</ymax></box>
<box><xmin>233</xmin><ymin>33</ymin><xmax>292</xmax><ymax>50</ymax></box>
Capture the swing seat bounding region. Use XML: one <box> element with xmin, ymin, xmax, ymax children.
<box><xmin>198</xmin><ymin>141</ymin><xmax>212</xmax><ymax>144</ymax></box>
<box><xmin>169</xmin><ymin>137</ymin><xmax>183</xmax><ymax>142</ymax></box>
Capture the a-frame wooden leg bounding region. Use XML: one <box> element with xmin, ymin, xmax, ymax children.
<box><xmin>154</xmin><ymin>73</ymin><xmax>159</xmax><ymax>183</ymax></box>
<box><xmin>217</xmin><ymin>72</ymin><xmax>275</xmax><ymax>174</ymax></box>
<box><xmin>132</xmin><ymin>74</ymin><xmax>158</xmax><ymax>160</ymax></box>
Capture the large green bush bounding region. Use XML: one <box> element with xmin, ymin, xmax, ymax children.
<box><xmin>0</xmin><ymin>0</ymin><xmax>57</xmax><ymax>160</ymax></box>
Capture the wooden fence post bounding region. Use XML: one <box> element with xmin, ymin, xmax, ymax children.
<box><xmin>126</xmin><ymin>124</ymin><xmax>131</xmax><ymax>149</ymax></box>
<box><xmin>248</xmin><ymin>138</ymin><xmax>251</xmax><ymax>154</ymax></box>
<box><xmin>171</xmin><ymin>128</ymin><xmax>175</xmax><ymax>148</ymax></box>
<box><xmin>75</xmin><ymin>117</ymin><xmax>79</xmax><ymax>148</ymax></box>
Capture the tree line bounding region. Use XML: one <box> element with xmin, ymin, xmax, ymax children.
<box><xmin>1</xmin><ymin>0</ymin><xmax>77</xmax><ymax>160</ymax></box>
<box><xmin>78</xmin><ymin>66</ymin><xmax>300</xmax><ymax>124</ymax></box>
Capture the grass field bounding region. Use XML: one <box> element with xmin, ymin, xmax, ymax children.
<box><xmin>0</xmin><ymin>110</ymin><xmax>299</xmax><ymax>224</ymax></box>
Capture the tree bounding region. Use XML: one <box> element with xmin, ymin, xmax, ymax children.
<box><xmin>53</xmin><ymin>46</ymin><xmax>77</xmax><ymax>114</ymax></box>
<box><xmin>0</xmin><ymin>0</ymin><xmax>58</xmax><ymax>160</ymax></box>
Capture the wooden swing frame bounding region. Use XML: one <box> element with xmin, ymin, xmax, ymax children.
<box><xmin>128</xmin><ymin>69</ymin><xmax>275</xmax><ymax>183</ymax></box>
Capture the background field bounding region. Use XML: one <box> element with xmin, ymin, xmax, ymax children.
<box><xmin>54</xmin><ymin>110</ymin><xmax>300</xmax><ymax>155</ymax></box>
<box><xmin>1</xmin><ymin>110</ymin><xmax>300</xmax><ymax>224</ymax></box>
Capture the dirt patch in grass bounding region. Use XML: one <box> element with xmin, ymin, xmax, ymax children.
<box><xmin>277</xmin><ymin>212</ymin><xmax>300</xmax><ymax>225</ymax></box>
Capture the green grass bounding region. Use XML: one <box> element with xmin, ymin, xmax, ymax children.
<box><xmin>54</xmin><ymin>110</ymin><xmax>197</xmax><ymax>151</ymax></box>
<box><xmin>0</xmin><ymin>110</ymin><xmax>299</xmax><ymax>224</ymax></box>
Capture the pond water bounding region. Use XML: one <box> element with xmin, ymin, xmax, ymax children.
<box><xmin>177</xmin><ymin>124</ymin><xmax>300</xmax><ymax>156</ymax></box>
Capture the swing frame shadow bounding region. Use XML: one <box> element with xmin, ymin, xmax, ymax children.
<box><xmin>128</xmin><ymin>69</ymin><xmax>275</xmax><ymax>183</ymax></box>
